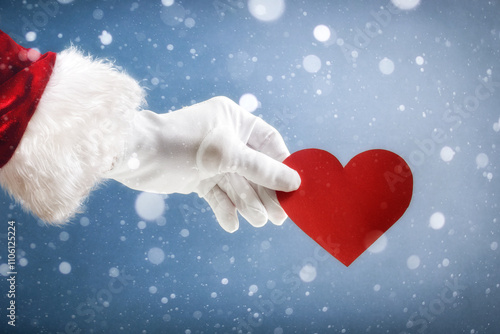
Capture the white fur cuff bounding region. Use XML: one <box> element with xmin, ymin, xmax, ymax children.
<box><xmin>0</xmin><ymin>48</ymin><xmax>145</xmax><ymax>224</ymax></box>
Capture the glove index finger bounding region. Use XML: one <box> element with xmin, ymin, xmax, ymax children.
<box><xmin>197</xmin><ymin>126</ymin><xmax>300</xmax><ymax>192</ymax></box>
<box><xmin>233</xmin><ymin>143</ymin><xmax>301</xmax><ymax>192</ymax></box>
<box><xmin>246</xmin><ymin>117</ymin><xmax>291</xmax><ymax>162</ymax></box>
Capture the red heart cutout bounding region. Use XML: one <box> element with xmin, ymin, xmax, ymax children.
<box><xmin>277</xmin><ymin>149</ymin><xmax>413</xmax><ymax>266</ymax></box>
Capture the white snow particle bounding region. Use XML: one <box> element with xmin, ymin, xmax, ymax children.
<box><xmin>239</xmin><ymin>93</ymin><xmax>259</xmax><ymax>112</ymax></box>
<box><xmin>440</xmin><ymin>146</ymin><xmax>455</xmax><ymax>162</ymax></box>
<box><xmin>0</xmin><ymin>264</ymin><xmax>9</xmax><ymax>277</ymax></box>
<box><xmin>27</xmin><ymin>49</ymin><xmax>41</xmax><ymax>62</ymax></box>
<box><xmin>25</xmin><ymin>31</ymin><xmax>37</xmax><ymax>42</ymax></box>
<box><xmin>93</xmin><ymin>9</ymin><xmax>104</xmax><ymax>20</ymax></box>
<box><xmin>313</xmin><ymin>25</ymin><xmax>331</xmax><ymax>42</ymax></box>
<box><xmin>98</xmin><ymin>30</ymin><xmax>113</xmax><ymax>45</ymax></box>
<box><xmin>80</xmin><ymin>217</ymin><xmax>90</xmax><ymax>227</ymax></box>
<box><xmin>476</xmin><ymin>153</ymin><xmax>489</xmax><ymax>168</ymax></box>
<box><xmin>249</xmin><ymin>284</ymin><xmax>258</xmax><ymax>295</ymax></box>
<box><xmin>379</xmin><ymin>57</ymin><xmax>395</xmax><ymax>75</ymax></box>
<box><xmin>415</xmin><ymin>56</ymin><xmax>424</xmax><ymax>66</ymax></box>
<box><xmin>407</xmin><ymin>255</ymin><xmax>420</xmax><ymax>270</ymax></box>
<box><xmin>491</xmin><ymin>242</ymin><xmax>498</xmax><ymax>251</ymax></box>
<box><xmin>59</xmin><ymin>231</ymin><xmax>69</xmax><ymax>242</ymax></box>
<box><xmin>109</xmin><ymin>267</ymin><xmax>119</xmax><ymax>277</ymax></box>
<box><xmin>261</xmin><ymin>240</ymin><xmax>271</xmax><ymax>250</ymax></box>
<box><xmin>299</xmin><ymin>264</ymin><xmax>317</xmax><ymax>282</ymax></box>
<box><xmin>429</xmin><ymin>212</ymin><xmax>446</xmax><ymax>230</ymax></box>
<box><xmin>391</xmin><ymin>0</ymin><xmax>421</xmax><ymax>10</ymax></box>
<box><xmin>135</xmin><ymin>192</ymin><xmax>165</xmax><ymax>221</ymax></box>
<box><xmin>19</xmin><ymin>258</ymin><xmax>28</xmax><ymax>267</ymax></box>
<box><xmin>248</xmin><ymin>0</ymin><xmax>285</xmax><ymax>22</ymax></box>
<box><xmin>148</xmin><ymin>247</ymin><xmax>165</xmax><ymax>265</ymax></box>
<box><xmin>184</xmin><ymin>17</ymin><xmax>196</xmax><ymax>28</ymax></box>
<box><xmin>493</xmin><ymin>118</ymin><xmax>500</xmax><ymax>132</ymax></box>
<box><xmin>59</xmin><ymin>261</ymin><xmax>72</xmax><ymax>274</ymax></box>
<box><xmin>303</xmin><ymin>54</ymin><xmax>322</xmax><ymax>73</ymax></box>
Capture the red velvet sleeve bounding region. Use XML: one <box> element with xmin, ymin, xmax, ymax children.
<box><xmin>0</xmin><ymin>29</ymin><xmax>56</xmax><ymax>168</ymax></box>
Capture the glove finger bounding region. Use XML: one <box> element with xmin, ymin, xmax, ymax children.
<box><xmin>246</xmin><ymin>117</ymin><xmax>291</xmax><ymax>162</ymax></box>
<box><xmin>207</xmin><ymin>96</ymin><xmax>290</xmax><ymax>162</ymax></box>
<box><xmin>232</xmin><ymin>141</ymin><xmax>301</xmax><ymax>192</ymax></box>
<box><xmin>218</xmin><ymin>174</ymin><xmax>268</xmax><ymax>228</ymax></box>
<box><xmin>197</xmin><ymin>127</ymin><xmax>300</xmax><ymax>192</ymax></box>
<box><xmin>254</xmin><ymin>185</ymin><xmax>288</xmax><ymax>226</ymax></box>
<box><xmin>196</xmin><ymin>175</ymin><xmax>223</xmax><ymax>198</ymax></box>
<box><xmin>204</xmin><ymin>186</ymin><xmax>239</xmax><ymax>233</ymax></box>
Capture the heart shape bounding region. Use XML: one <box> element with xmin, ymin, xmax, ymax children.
<box><xmin>277</xmin><ymin>149</ymin><xmax>413</xmax><ymax>266</ymax></box>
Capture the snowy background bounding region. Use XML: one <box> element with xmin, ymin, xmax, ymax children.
<box><xmin>1</xmin><ymin>0</ymin><xmax>499</xmax><ymax>333</ymax></box>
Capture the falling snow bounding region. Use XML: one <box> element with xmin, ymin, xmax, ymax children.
<box><xmin>147</xmin><ymin>247</ymin><xmax>165</xmax><ymax>265</ymax></box>
<box><xmin>1</xmin><ymin>1</ymin><xmax>498</xmax><ymax>333</ymax></box>
<box><xmin>407</xmin><ymin>255</ymin><xmax>421</xmax><ymax>270</ymax></box>
<box><xmin>135</xmin><ymin>192</ymin><xmax>165</xmax><ymax>221</ymax></box>
<box><xmin>313</xmin><ymin>25</ymin><xmax>331</xmax><ymax>42</ymax></box>
<box><xmin>239</xmin><ymin>93</ymin><xmax>259</xmax><ymax>112</ymax></box>
<box><xmin>248</xmin><ymin>0</ymin><xmax>285</xmax><ymax>21</ymax></box>
<box><xmin>58</xmin><ymin>262</ymin><xmax>72</xmax><ymax>275</ymax></box>
<box><xmin>303</xmin><ymin>54</ymin><xmax>322</xmax><ymax>73</ymax></box>
<box><xmin>379</xmin><ymin>57</ymin><xmax>395</xmax><ymax>75</ymax></box>
<box><xmin>440</xmin><ymin>146</ymin><xmax>455</xmax><ymax>162</ymax></box>
<box><xmin>429</xmin><ymin>212</ymin><xmax>446</xmax><ymax>230</ymax></box>
<box><xmin>98</xmin><ymin>30</ymin><xmax>113</xmax><ymax>45</ymax></box>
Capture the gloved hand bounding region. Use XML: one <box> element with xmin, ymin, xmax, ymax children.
<box><xmin>106</xmin><ymin>96</ymin><xmax>301</xmax><ymax>232</ymax></box>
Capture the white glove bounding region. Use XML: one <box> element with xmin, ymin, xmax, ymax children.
<box><xmin>106</xmin><ymin>96</ymin><xmax>301</xmax><ymax>232</ymax></box>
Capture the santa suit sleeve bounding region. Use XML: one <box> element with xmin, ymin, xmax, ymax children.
<box><xmin>0</xmin><ymin>30</ymin><xmax>145</xmax><ymax>224</ymax></box>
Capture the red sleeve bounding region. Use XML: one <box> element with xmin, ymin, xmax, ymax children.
<box><xmin>0</xmin><ymin>29</ymin><xmax>56</xmax><ymax>168</ymax></box>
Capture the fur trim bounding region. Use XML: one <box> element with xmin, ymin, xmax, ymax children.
<box><xmin>0</xmin><ymin>47</ymin><xmax>145</xmax><ymax>224</ymax></box>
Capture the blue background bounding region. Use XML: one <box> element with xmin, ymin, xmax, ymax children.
<box><xmin>1</xmin><ymin>0</ymin><xmax>499</xmax><ymax>333</ymax></box>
